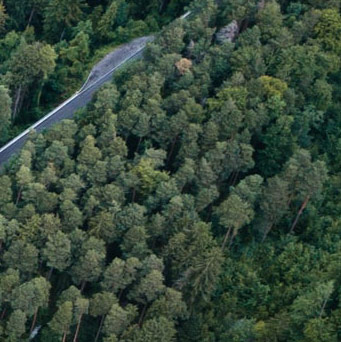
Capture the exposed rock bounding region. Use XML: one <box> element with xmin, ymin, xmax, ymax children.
<box><xmin>216</xmin><ymin>20</ymin><xmax>239</xmax><ymax>44</ymax></box>
<box><xmin>186</xmin><ymin>39</ymin><xmax>195</xmax><ymax>58</ymax></box>
<box><xmin>188</xmin><ymin>39</ymin><xmax>195</xmax><ymax>50</ymax></box>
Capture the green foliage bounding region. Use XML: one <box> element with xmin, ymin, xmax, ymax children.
<box><xmin>5</xmin><ymin>40</ymin><xmax>56</xmax><ymax>119</ymax></box>
<box><xmin>0</xmin><ymin>85</ymin><xmax>11</xmax><ymax>143</ymax></box>
<box><xmin>256</xmin><ymin>0</ymin><xmax>283</xmax><ymax>41</ymax></box>
<box><xmin>96</xmin><ymin>0</ymin><xmax>129</xmax><ymax>42</ymax></box>
<box><xmin>42</xmin><ymin>230</ymin><xmax>71</xmax><ymax>272</ymax></box>
<box><xmin>6</xmin><ymin>310</ymin><xmax>27</xmax><ymax>341</ymax></box>
<box><xmin>131</xmin><ymin>158</ymin><xmax>169</xmax><ymax>196</ymax></box>
<box><xmin>314</xmin><ymin>8</ymin><xmax>341</xmax><ymax>54</ymax></box>
<box><xmin>43</xmin><ymin>0</ymin><xmax>87</xmax><ymax>41</ymax></box>
<box><xmin>258</xmin><ymin>75</ymin><xmax>288</xmax><ymax>98</ymax></box>
<box><xmin>0</xmin><ymin>0</ymin><xmax>190</xmax><ymax>140</ymax></box>
<box><xmin>0</xmin><ymin>1</ymin><xmax>341</xmax><ymax>342</ymax></box>
<box><xmin>49</xmin><ymin>301</ymin><xmax>73</xmax><ymax>338</ymax></box>
<box><xmin>0</xmin><ymin>2</ymin><xmax>7</xmax><ymax>33</ymax></box>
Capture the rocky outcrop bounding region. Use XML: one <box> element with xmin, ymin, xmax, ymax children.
<box><xmin>216</xmin><ymin>20</ymin><xmax>239</xmax><ymax>44</ymax></box>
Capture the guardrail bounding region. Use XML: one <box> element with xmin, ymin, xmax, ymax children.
<box><xmin>0</xmin><ymin>41</ymin><xmax>149</xmax><ymax>157</ymax></box>
<box><xmin>181</xmin><ymin>11</ymin><xmax>192</xmax><ymax>19</ymax></box>
<box><xmin>0</xmin><ymin>10</ymin><xmax>192</xmax><ymax>164</ymax></box>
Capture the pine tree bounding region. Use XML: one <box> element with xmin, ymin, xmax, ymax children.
<box><xmin>6</xmin><ymin>41</ymin><xmax>56</xmax><ymax>119</ymax></box>
<box><xmin>102</xmin><ymin>257</ymin><xmax>141</xmax><ymax>295</ymax></box>
<box><xmin>0</xmin><ymin>1</ymin><xmax>7</xmax><ymax>33</ymax></box>
<box><xmin>42</xmin><ymin>230</ymin><xmax>71</xmax><ymax>278</ymax></box>
<box><xmin>43</xmin><ymin>0</ymin><xmax>87</xmax><ymax>41</ymax></box>
<box><xmin>73</xmin><ymin>297</ymin><xmax>89</xmax><ymax>342</ymax></box>
<box><xmin>90</xmin><ymin>292</ymin><xmax>117</xmax><ymax>342</ymax></box>
<box><xmin>3</xmin><ymin>240</ymin><xmax>38</xmax><ymax>276</ymax></box>
<box><xmin>6</xmin><ymin>310</ymin><xmax>27</xmax><ymax>341</ymax></box>
<box><xmin>11</xmin><ymin>277</ymin><xmax>51</xmax><ymax>333</ymax></box>
<box><xmin>215</xmin><ymin>193</ymin><xmax>254</xmax><ymax>250</ymax></box>
<box><xmin>0</xmin><ymin>85</ymin><xmax>11</xmax><ymax>143</ymax></box>
<box><xmin>49</xmin><ymin>301</ymin><xmax>73</xmax><ymax>342</ymax></box>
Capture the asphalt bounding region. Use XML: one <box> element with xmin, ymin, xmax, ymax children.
<box><xmin>0</xmin><ymin>36</ymin><xmax>153</xmax><ymax>167</ymax></box>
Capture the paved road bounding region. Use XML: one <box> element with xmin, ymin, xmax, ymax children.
<box><xmin>0</xmin><ymin>36</ymin><xmax>153</xmax><ymax>167</ymax></box>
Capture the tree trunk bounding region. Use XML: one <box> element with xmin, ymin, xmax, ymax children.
<box><xmin>228</xmin><ymin>171</ymin><xmax>236</xmax><ymax>186</ymax></box>
<box><xmin>138</xmin><ymin>304</ymin><xmax>147</xmax><ymax>327</ymax></box>
<box><xmin>13</xmin><ymin>85</ymin><xmax>23</xmax><ymax>121</ymax></box>
<box><xmin>159</xmin><ymin>0</ymin><xmax>169</xmax><ymax>13</ymax></box>
<box><xmin>131</xmin><ymin>187</ymin><xmax>136</xmax><ymax>203</ymax></box>
<box><xmin>73</xmin><ymin>314</ymin><xmax>83</xmax><ymax>342</ymax></box>
<box><xmin>135</xmin><ymin>137</ymin><xmax>143</xmax><ymax>153</ymax></box>
<box><xmin>30</xmin><ymin>308</ymin><xmax>39</xmax><ymax>334</ymax></box>
<box><xmin>94</xmin><ymin>315</ymin><xmax>105</xmax><ymax>342</ymax></box>
<box><xmin>47</xmin><ymin>267</ymin><xmax>54</xmax><ymax>281</ymax></box>
<box><xmin>27</xmin><ymin>8</ymin><xmax>35</xmax><ymax>27</ymax></box>
<box><xmin>60</xmin><ymin>28</ymin><xmax>66</xmax><ymax>41</ymax></box>
<box><xmin>289</xmin><ymin>195</ymin><xmax>310</xmax><ymax>234</ymax></box>
<box><xmin>80</xmin><ymin>280</ymin><xmax>86</xmax><ymax>293</ymax></box>
<box><xmin>16</xmin><ymin>186</ymin><xmax>23</xmax><ymax>206</ymax></box>
<box><xmin>287</xmin><ymin>193</ymin><xmax>294</xmax><ymax>207</ymax></box>
<box><xmin>232</xmin><ymin>171</ymin><xmax>239</xmax><ymax>186</ymax></box>
<box><xmin>167</xmin><ymin>135</ymin><xmax>178</xmax><ymax>165</ymax></box>
<box><xmin>221</xmin><ymin>226</ymin><xmax>232</xmax><ymax>251</ymax></box>
<box><xmin>62</xmin><ymin>331</ymin><xmax>67</xmax><ymax>342</ymax></box>
<box><xmin>261</xmin><ymin>223</ymin><xmax>273</xmax><ymax>243</ymax></box>
<box><xmin>228</xmin><ymin>230</ymin><xmax>237</xmax><ymax>249</ymax></box>
<box><xmin>319</xmin><ymin>298</ymin><xmax>328</xmax><ymax>318</ymax></box>
<box><xmin>0</xmin><ymin>307</ymin><xmax>7</xmax><ymax>320</ymax></box>
<box><xmin>36</xmin><ymin>81</ymin><xmax>44</xmax><ymax>108</ymax></box>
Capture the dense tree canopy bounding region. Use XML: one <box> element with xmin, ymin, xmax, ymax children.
<box><xmin>1</xmin><ymin>0</ymin><xmax>341</xmax><ymax>342</ymax></box>
<box><xmin>0</xmin><ymin>0</ymin><xmax>191</xmax><ymax>141</ymax></box>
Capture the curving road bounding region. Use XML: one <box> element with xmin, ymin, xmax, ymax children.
<box><xmin>0</xmin><ymin>11</ymin><xmax>192</xmax><ymax>168</ymax></box>
<box><xmin>0</xmin><ymin>36</ymin><xmax>154</xmax><ymax>167</ymax></box>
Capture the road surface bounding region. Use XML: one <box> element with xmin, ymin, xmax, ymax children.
<box><xmin>0</xmin><ymin>36</ymin><xmax>153</xmax><ymax>167</ymax></box>
<box><xmin>0</xmin><ymin>10</ymin><xmax>192</xmax><ymax>167</ymax></box>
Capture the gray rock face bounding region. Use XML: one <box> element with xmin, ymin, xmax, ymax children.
<box><xmin>216</xmin><ymin>20</ymin><xmax>239</xmax><ymax>44</ymax></box>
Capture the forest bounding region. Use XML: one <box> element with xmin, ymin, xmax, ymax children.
<box><xmin>0</xmin><ymin>0</ymin><xmax>191</xmax><ymax>145</ymax></box>
<box><xmin>1</xmin><ymin>0</ymin><xmax>341</xmax><ymax>341</ymax></box>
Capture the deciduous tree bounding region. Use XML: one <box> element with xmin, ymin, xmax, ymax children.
<box><xmin>6</xmin><ymin>41</ymin><xmax>56</xmax><ymax>119</ymax></box>
<box><xmin>0</xmin><ymin>85</ymin><xmax>11</xmax><ymax>143</ymax></box>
